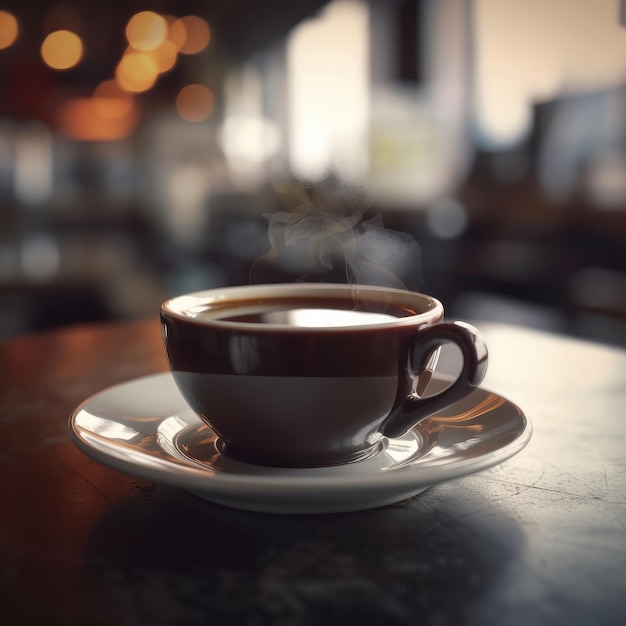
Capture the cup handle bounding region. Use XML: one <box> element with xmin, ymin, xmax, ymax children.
<box><xmin>380</xmin><ymin>321</ymin><xmax>488</xmax><ymax>439</ymax></box>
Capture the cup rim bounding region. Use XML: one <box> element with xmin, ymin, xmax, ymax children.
<box><xmin>161</xmin><ymin>283</ymin><xmax>444</xmax><ymax>332</ymax></box>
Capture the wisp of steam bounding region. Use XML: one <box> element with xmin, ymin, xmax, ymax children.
<box><xmin>250</xmin><ymin>177</ymin><xmax>423</xmax><ymax>290</ymax></box>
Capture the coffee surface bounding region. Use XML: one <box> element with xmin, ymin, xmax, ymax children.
<box><xmin>207</xmin><ymin>306</ymin><xmax>399</xmax><ymax>326</ymax></box>
<box><xmin>190</xmin><ymin>297</ymin><xmax>417</xmax><ymax>327</ymax></box>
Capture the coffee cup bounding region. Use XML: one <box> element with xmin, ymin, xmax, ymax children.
<box><xmin>160</xmin><ymin>283</ymin><xmax>488</xmax><ymax>468</ymax></box>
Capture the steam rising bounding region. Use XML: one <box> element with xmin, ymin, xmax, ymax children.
<box><xmin>251</xmin><ymin>178</ymin><xmax>423</xmax><ymax>289</ymax></box>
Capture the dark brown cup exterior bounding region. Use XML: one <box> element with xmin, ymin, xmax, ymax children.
<box><xmin>161</xmin><ymin>284</ymin><xmax>488</xmax><ymax>468</ymax></box>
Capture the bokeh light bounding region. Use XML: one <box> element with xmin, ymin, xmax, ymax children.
<box><xmin>126</xmin><ymin>11</ymin><xmax>167</xmax><ymax>51</ymax></box>
<box><xmin>177</xmin><ymin>16</ymin><xmax>210</xmax><ymax>54</ymax></box>
<box><xmin>20</xmin><ymin>234</ymin><xmax>60</xmax><ymax>281</ymax></box>
<box><xmin>93</xmin><ymin>80</ymin><xmax>135</xmax><ymax>120</ymax></box>
<box><xmin>41</xmin><ymin>30</ymin><xmax>83</xmax><ymax>70</ymax></box>
<box><xmin>0</xmin><ymin>10</ymin><xmax>19</xmax><ymax>50</ymax></box>
<box><xmin>219</xmin><ymin>116</ymin><xmax>281</xmax><ymax>163</ymax></box>
<box><xmin>56</xmin><ymin>97</ymin><xmax>139</xmax><ymax>141</ymax></box>
<box><xmin>176</xmin><ymin>84</ymin><xmax>214</xmax><ymax>122</ymax></box>
<box><xmin>115</xmin><ymin>51</ymin><xmax>159</xmax><ymax>93</ymax></box>
<box><xmin>425</xmin><ymin>197</ymin><xmax>468</xmax><ymax>239</ymax></box>
<box><xmin>164</xmin><ymin>14</ymin><xmax>187</xmax><ymax>51</ymax></box>
<box><xmin>146</xmin><ymin>38</ymin><xmax>178</xmax><ymax>74</ymax></box>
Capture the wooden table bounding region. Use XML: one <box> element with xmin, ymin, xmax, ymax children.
<box><xmin>1</xmin><ymin>319</ymin><xmax>625</xmax><ymax>625</ymax></box>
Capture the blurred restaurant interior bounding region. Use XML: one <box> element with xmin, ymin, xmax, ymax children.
<box><xmin>0</xmin><ymin>0</ymin><xmax>625</xmax><ymax>346</ymax></box>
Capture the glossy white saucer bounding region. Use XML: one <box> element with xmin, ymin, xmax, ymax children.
<box><xmin>69</xmin><ymin>373</ymin><xmax>531</xmax><ymax>514</ymax></box>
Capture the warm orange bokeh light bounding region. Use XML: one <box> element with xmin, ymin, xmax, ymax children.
<box><xmin>41</xmin><ymin>30</ymin><xmax>83</xmax><ymax>70</ymax></box>
<box><xmin>93</xmin><ymin>80</ymin><xmax>135</xmax><ymax>119</ymax></box>
<box><xmin>115</xmin><ymin>51</ymin><xmax>159</xmax><ymax>93</ymax></box>
<box><xmin>126</xmin><ymin>11</ymin><xmax>167</xmax><ymax>51</ymax></box>
<box><xmin>0</xmin><ymin>10</ymin><xmax>19</xmax><ymax>50</ymax></box>
<box><xmin>176</xmin><ymin>84</ymin><xmax>214</xmax><ymax>122</ymax></box>
<box><xmin>56</xmin><ymin>98</ymin><xmax>139</xmax><ymax>141</ymax></box>
<box><xmin>164</xmin><ymin>14</ymin><xmax>187</xmax><ymax>51</ymax></box>
<box><xmin>177</xmin><ymin>16</ymin><xmax>210</xmax><ymax>54</ymax></box>
<box><xmin>147</xmin><ymin>38</ymin><xmax>178</xmax><ymax>74</ymax></box>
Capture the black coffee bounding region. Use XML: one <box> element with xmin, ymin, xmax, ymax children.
<box><xmin>193</xmin><ymin>297</ymin><xmax>417</xmax><ymax>327</ymax></box>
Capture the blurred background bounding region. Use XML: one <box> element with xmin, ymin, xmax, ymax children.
<box><xmin>0</xmin><ymin>0</ymin><xmax>625</xmax><ymax>346</ymax></box>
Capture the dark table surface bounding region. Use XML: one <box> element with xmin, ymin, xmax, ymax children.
<box><xmin>1</xmin><ymin>318</ymin><xmax>625</xmax><ymax>625</ymax></box>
